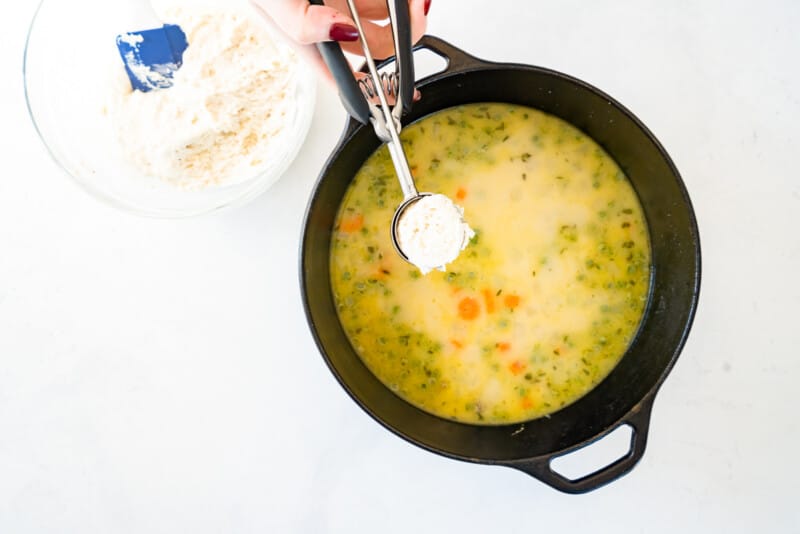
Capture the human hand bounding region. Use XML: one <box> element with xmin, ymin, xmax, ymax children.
<box><xmin>250</xmin><ymin>0</ymin><xmax>430</xmax><ymax>79</ymax></box>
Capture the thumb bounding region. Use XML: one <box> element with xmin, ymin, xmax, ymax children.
<box><xmin>249</xmin><ymin>0</ymin><xmax>359</xmax><ymax>44</ymax></box>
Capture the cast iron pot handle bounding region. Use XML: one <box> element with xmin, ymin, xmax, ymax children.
<box><xmin>338</xmin><ymin>35</ymin><xmax>495</xmax><ymax>138</ymax></box>
<box><xmin>411</xmin><ymin>34</ymin><xmax>494</xmax><ymax>74</ymax></box>
<box><xmin>512</xmin><ymin>397</ymin><xmax>655</xmax><ymax>494</ymax></box>
<box><xmin>353</xmin><ymin>34</ymin><xmax>492</xmax><ymax>91</ymax></box>
<box><xmin>338</xmin><ymin>35</ymin><xmax>491</xmax><ymax>138</ymax></box>
<box><xmin>357</xmin><ymin>35</ymin><xmax>490</xmax><ymax>82</ymax></box>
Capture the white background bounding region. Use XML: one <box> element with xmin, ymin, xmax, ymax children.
<box><xmin>2</xmin><ymin>0</ymin><xmax>799</xmax><ymax>532</ymax></box>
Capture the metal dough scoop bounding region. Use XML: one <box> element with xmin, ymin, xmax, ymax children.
<box><xmin>310</xmin><ymin>0</ymin><xmax>435</xmax><ymax>262</ymax></box>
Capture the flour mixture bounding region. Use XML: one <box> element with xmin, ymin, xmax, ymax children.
<box><xmin>108</xmin><ymin>3</ymin><xmax>302</xmax><ymax>189</ymax></box>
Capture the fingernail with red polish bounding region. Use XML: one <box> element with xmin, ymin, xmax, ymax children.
<box><xmin>424</xmin><ymin>0</ymin><xmax>432</xmax><ymax>16</ymax></box>
<box><xmin>330</xmin><ymin>23</ymin><xmax>359</xmax><ymax>42</ymax></box>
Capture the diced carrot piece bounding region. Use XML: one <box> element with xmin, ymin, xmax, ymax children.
<box><xmin>482</xmin><ymin>289</ymin><xmax>496</xmax><ymax>314</ymax></box>
<box><xmin>457</xmin><ymin>297</ymin><xmax>480</xmax><ymax>320</ymax></box>
<box><xmin>340</xmin><ymin>214</ymin><xmax>364</xmax><ymax>233</ymax></box>
<box><xmin>521</xmin><ymin>397</ymin><xmax>534</xmax><ymax>409</ymax></box>
<box><xmin>450</xmin><ymin>339</ymin><xmax>463</xmax><ymax>349</ymax></box>
<box><xmin>504</xmin><ymin>294</ymin><xmax>521</xmax><ymax>309</ymax></box>
<box><xmin>497</xmin><ymin>342</ymin><xmax>512</xmax><ymax>352</ymax></box>
<box><xmin>374</xmin><ymin>266</ymin><xmax>391</xmax><ymax>279</ymax></box>
<box><xmin>509</xmin><ymin>359</ymin><xmax>525</xmax><ymax>374</ymax></box>
<box><xmin>456</xmin><ymin>187</ymin><xmax>467</xmax><ymax>201</ymax></box>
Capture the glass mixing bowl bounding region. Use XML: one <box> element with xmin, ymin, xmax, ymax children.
<box><xmin>24</xmin><ymin>0</ymin><xmax>316</xmax><ymax>217</ymax></box>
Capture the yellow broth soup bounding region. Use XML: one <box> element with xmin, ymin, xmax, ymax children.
<box><xmin>330</xmin><ymin>103</ymin><xmax>651</xmax><ymax>425</ymax></box>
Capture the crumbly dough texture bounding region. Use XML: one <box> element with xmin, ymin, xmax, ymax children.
<box><xmin>397</xmin><ymin>194</ymin><xmax>475</xmax><ymax>275</ymax></box>
<box><xmin>109</xmin><ymin>5</ymin><xmax>299</xmax><ymax>189</ymax></box>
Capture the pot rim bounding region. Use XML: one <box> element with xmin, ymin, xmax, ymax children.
<box><xmin>300</xmin><ymin>35</ymin><xmax>701</xmax><ymax>493</ymax></box>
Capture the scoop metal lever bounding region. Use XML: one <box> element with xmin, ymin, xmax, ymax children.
<box><xmin>309</xmin><ymin>0</ymin><xmax>427</xmax><ymax>261</ymax></box>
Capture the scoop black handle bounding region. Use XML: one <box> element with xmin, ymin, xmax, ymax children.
<box><xmin>390</xmin><ymin>0</ymin><xmax>415</xmax><ymax>115</ymax></box>
<box><xmin>308</xmin><ymin>0</ymin><xmax>371</xmax><ymax>124</ymax></box>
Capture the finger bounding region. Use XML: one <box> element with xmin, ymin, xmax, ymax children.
<box><xmin>250</xmin><ymin>0</ymin><xmax>358</xmax><ymax>44</ymax></box>
<box><xmin>325</xmin><ymin>0</ymin><xmax>390</xmax><ymax>21</ymax></box>
<box><xmin>336</xmin><ymin>0</ymin><xmax>428</xmax><ymax>58</ymax></box>
<box><xmin>337</xmin><ymin>19</ymin><xmax>393</xmax><ymax>58</ymax></box>
<box><xmin>407</xmin><ymin>0</ymin><xmax>429</xmax><ymax>45</ymax></box>
<box><xmin>250</xmin><ymin>0</ymin><xmax>338</xmax><ymax>87</ymax></box>
<box><xmin>250</xmin><ymin>1</ymin><xmax>426</xmax><ymax>105</ymax></box>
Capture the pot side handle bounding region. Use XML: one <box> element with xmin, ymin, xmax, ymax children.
<box><xmin>340</xmin><ymin>35</ymin><xmax>491</xmax><ymax>139</ymax></box>
<box><xmin>512</xmin><ymin>397</ymin><xmax>655</xmax><ymax>494</ymax></box>
<box><xmin>411</xmin><ymin>35</ymin><xmax>495</xmax><ymax>76</ymax></box>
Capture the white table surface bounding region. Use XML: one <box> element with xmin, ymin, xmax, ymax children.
<box><xmin>2</xmin><ymin>1</ymin><xmax>799</xmax><ymax>532</ymax></box>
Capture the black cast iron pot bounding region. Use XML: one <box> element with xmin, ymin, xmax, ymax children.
<box><xmin>300</xmin><ymin>36</ymin><xmax>701</xmax><ymax>494</ymax></box>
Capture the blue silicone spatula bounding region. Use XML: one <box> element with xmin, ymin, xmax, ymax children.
<box><xmin>115</xmin><ymin>7</ymin><xmax>188</xmax><ymax>93</ymax></box>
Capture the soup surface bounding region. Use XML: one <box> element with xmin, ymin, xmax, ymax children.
<box><xmin>330</xmin><ymin>103</ymin><xmax>651</xmax><ymax>425</ymax></box>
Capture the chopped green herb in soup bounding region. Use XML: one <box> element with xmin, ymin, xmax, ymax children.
<box><xmin>330</xmin><ymin>103</ymin><xmax>651</xmax><ymax>425</ymax></box>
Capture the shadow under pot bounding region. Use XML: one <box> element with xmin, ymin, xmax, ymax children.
<box><xmin>300</xmin><ymin>36</ymin><xmax>701</xmax><ymax>494</ymax></box>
